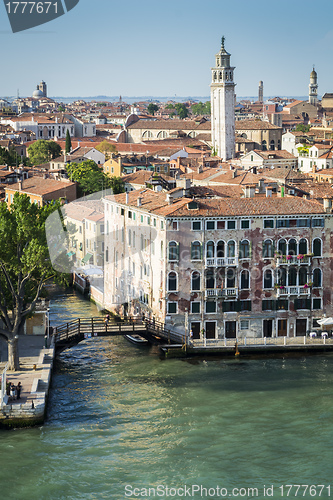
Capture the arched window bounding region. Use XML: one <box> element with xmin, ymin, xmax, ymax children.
<box><xmin>206</xmin><ymin>241</ymin><xmax>215</xmax><ymax>258</ymax></box>
<box><xmin>288</xmin><ymin>267</ymin><xmax>297</xmax><ymax>286</ymax></box>
<box><xmin>206</xmin><ymin>270</ymin><xmax>215</xmax><ymax>289</ymax></box>
<box><xmin>264</xmin><ymin>269</ymin><xmax>273</xmax><ymax>289</ymax></box>
<box><xmin>299</xmin><ymin>267</ymin><xmax>307</xmax><ymax>286</ymax></box>
<box><xmin>239</xmin><ymin>240</ymin><xmax>250</xmax><ymax>259</ymax></box>
<box><xmin>226</xmin><ymin>268</ymin><xmax>235</xmax><ymax>288</ymax></box>
<box><xmin>288</xmin><ymin>238</ymin><xmax>297</xmax><ymax>256</ymax></box>
<box><xmin>270</xmin><ymin>140</ymin><xmax>275</xmax><ymax>150</ymax></box>
<box><xmin>313</xmin><ymin>268</ymin><xmax>322</xmax><ymax>287</ymax></box>
<box><xmin>278</xmin><ymin>239</ymin><xmax>287</xmax><ymax>256</ymax></box>
<box><xmin>168</xmin><ymin>241</ymin><xmax>178</xmax><ymax>261</ymax></box>
<box><xmin>278</xmin><ymin>267</ymin><xmax>287</xmax><ymax>286</ymax></box>
<box><xmin>191</xmin><ymin>241</ymin><xmax>202</xmax><ymax>260</ymax></box>
<box><xmin>227</xmin><ymin>240</ymin><xmax>235</xmax><ymax>257</ymax></box>
<box><xmin>313</xmin><ymin>238</ymin><xmax>322</xmax><ymax>257</ymax></box>
<box><xmin>216</xmin><ymin>240</ymin><xmax>225</xmax><ymax>257</ymax></box>
<box><xmin>299</xmin><ymin>238</ymin><xmax>308</xmax><ymax>255</ymax></box>
<box><xmin>191</xmin><ymin>271</ymin><xmax>201</xmax><ymax>291</ymax></box>
<box><xmin>240</xmin><ymin>270</ymin><xmax>249</xmax><ymax>289</ymax></box>
<box><xmin>263</xmin><ymin>239</ymin><xmax>274</xmax><ymax>258</ymax></box>
<box><xmin>262</xmin><ymin>140</ymin><xmax>267</xmax><ymax>151</ymax></box>
<box><xmin>168</xmin><ymin>272</ymin><xmax>177</xmax><ymax>291</ymax></box>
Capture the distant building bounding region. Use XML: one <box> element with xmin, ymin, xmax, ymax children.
<box><xmin>5</xmin><ymin>177</ymin><xmax>76</xmax><ymax>207</ymax></box>
<box><xmin>258</xmin><ymin>81</ymin><xmax>263</xmax><ymax>104</ymax></box>
<box><xmin>309</xmin><ymin>68</ymin><xmax>318</xmax><ymax>105</ymax></box>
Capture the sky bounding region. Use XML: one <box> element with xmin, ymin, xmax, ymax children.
<box><xmin>1</xmin><ymin>0</ymin><xmax>333</xmax><ymax>100</ymax></box>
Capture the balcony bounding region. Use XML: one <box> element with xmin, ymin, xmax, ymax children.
<box><xmin>205</xmin><ymin>288</ymin><xmax>238</xmax><ymax>299</ymax></box>
<box><xmin>276</xmin><ymin>286</ymin><xmax>311</xmax><ymax>297</ymax></box>
<box><xmin>275</xmin><ymin>255</ymin><xmax>311</xmax><ymax>266</ymax></box>
<box><xmin>205</xmin><ymin>257</ymin><xmax>238</xmax><ymax>267</ymax></box>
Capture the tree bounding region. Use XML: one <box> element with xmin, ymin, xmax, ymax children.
<box><xmin>174</xmin><ymin>103</ymin><xmax>189</xmax><ymax>119</ymax></box>
<box><xmin>58</xmin><ymin>105</ymin><xmax>65</xmax><ymax>112</ymax></box>
<box><xmin>65</xmin><ymin>130</ymin><xmax>72</xmax><ymax>154</ymax></box>
<box><xmin>27</xmin><ymin>140</ymin><xmax>62</xmax><ymax>165</ymax></box>
<box><xmin>66</xmin><ymin>160</ymin><xmax>113</xmax><ymax>197</ymax></box>
<box><xmin>0</xmin><ymin>194</ymin><xmax>67</xmax><ymax>370</ymax></box>
<box><xmin>147</xmin><ymin>103</ymin><xmax>159</xmax><ymax>116</ymax></box>
<box><xmin>165</xmin><ymin>104</ymin><xmax>175</xmax><ymax>110</ymax></box>
<box><xmin>95</xmin><ymin>140</ymin><xmax>117</xmax><ymax>159</ymax></box>
<box><xmin>296</xmin><ymin>124</ymin><xmax>310</xmax><ymax>133</ymax></box>
<box><xmin>109</xmin><ymin>176</ymin><xmax>125</xmax><ymax>194</ymax></box>
<box><xmin>191</xmin><ymin>101</ymin><xmax>211</xmax><ymax>115</ymax></box>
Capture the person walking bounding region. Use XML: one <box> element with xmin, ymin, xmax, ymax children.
<box><xmin>104</xmin><ymin>314</ymin><xmax>109</xmax><ymax>330</ymax></box>
<box><xmin>16</xmin><ymin>382</ymin><xmax>22</xmax><ymax>400</ymax></box>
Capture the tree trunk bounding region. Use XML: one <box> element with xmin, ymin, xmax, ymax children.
<box><xmin>8</xmin><ymin>336</ymin><xmax>20</xmax><ymax>371</ymax></box>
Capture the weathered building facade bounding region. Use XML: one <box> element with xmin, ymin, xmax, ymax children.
<box><xmin>103</xmin><ymin>190</ymin><xmax>332</xmax><ymax>341</ymax></box>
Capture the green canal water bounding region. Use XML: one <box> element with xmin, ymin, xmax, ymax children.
<box><xmin>0</xmin><ymin>291</ymin><xmax>333</xmax><ymax>500</ymax></box>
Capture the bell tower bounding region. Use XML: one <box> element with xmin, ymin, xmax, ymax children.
<box><xmin>309</xmin><ymin>67</ymin><xmax>318</xmax><ymax>105</ymax></box>
<box><xmin>210</xmin><ymin>36</ymin><xmax>236</xmax><ymax>160</ymax></box>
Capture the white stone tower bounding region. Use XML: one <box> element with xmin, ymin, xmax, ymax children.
<box><xmin>258</xmin><ymin>81</ymin><xmax>263</xmax><ymax>103</ymax></box>
<box><xmin>309</xmin><ymin>68</ymin><xmax>318</xmax><ymax>105</ymax></box>
<box><xmin>210</xmin><ymin>36</ymin><xmax>236</xmax><ymax>160</ymax></box>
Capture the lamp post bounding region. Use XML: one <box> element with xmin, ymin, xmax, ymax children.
<box><xmin>185</xmin><ymin>308</ymin><xmax>189</xmax><ymax>349</ymax></box>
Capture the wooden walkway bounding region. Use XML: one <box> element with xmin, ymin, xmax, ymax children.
<box><xmin>53</xmin><ymin>317</ymin><xmax>185</xmax><ymax>353</ymax></box>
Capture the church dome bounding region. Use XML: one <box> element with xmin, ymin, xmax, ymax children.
<box><xmin>32</xmin><ymin>87</ymin><xmax>43</xmax><ymax>98</ymax></box>
<box><xmin>310</xmin><ymin>68</ymin><xmax>317</xmax><ymax>78</ymax></box>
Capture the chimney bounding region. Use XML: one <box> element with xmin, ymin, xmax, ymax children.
<box><xmin>232</xmin><ymin>169</ymin><xmax>237</xmax><ymax>178</ymax></box>
<box><xmin>312</xmin><ymin>164</ymin><xmax>316</xmax><ymax>173</ymax></box>
<box><xmin>166</xmin><ymin>192</ymin><xmax>174</xmax><ymax>205</ymax></box>
<box><xmin>137</xmin><ymin>197</ymin><xmax>142</xmax><ymax>207</ymax></box>
<box><xmin>18</xmin><ymin>181</ymin><xmax>22</xmax><ymax>191</ymax></box>
<box><xmin>266</xmin><ymin>186</ymin><xmax>272</xmax><ymax>198</ymax></box>
<box><xmin>244</xmin><ymin>185</ymin><xmax>255</xmax><ymax>198</ymax></box>
<box><xmin>126</xmin><ymin>192</ymin><xmax>129</xmax><ymax>204</ymax></box>
<box><xmin>258</xmin><ymin>178</ymin><xmax>265</xmax><ymax>193</ymax></box>
<box><xmin>323</xmin><ymin>198</ymin><xmax>331</xmax><ymax>212</ymax></box>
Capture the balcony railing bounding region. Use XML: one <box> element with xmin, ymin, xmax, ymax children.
<box><xmin>205</xmin><ymin>257</ymin><xmax>238</xmax><ymax>267</ymax></box>
<box><xmin>276</xmin><ymin>255</ymin><xmax>311</xmax><ymax>266</ymax></box>
<box><xmin>205</xmin><ymin>288</ymin><xmax>238</xmax><ymax>298</ymax></box>
<box><xmin>276</xmin><ymin>286</ymin><xmax>311</xmax><ymax>297</ymax></box>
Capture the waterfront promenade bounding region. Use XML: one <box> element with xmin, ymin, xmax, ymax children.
<box><xmin>0</xmin><ymin>335</ymin><xmax>54</xmax><ymax>428</ymax></box>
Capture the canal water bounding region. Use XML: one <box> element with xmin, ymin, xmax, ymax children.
<box><xmin>0</xmin><ymin>290</ymin><xmax>333</xmax><ymax>500</ymax></box>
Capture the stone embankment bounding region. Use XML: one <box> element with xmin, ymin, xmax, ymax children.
<box><xmin>0</xmin><ymin>335</ymin><xmax>55</xmax><ymax>429</ymax></box>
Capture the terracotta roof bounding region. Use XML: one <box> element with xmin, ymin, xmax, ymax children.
<box><xmin>6</xmin><ymin>177</ymin><xmax>76</xmax><ymax>196</ymax></box>
<box><xmin>235</xmin><ymin>120</ymin><xmax>281</xmax><ymax>130</ymax></box>
<box><xmin>106</xmin><ymin>188</ymin><xmax>325</xmax><ymax>217</ymax></box>
<box><xmin>127</xmin><ymin>119</ymin><xmax>211</xmax><ymax>131</ymax></box>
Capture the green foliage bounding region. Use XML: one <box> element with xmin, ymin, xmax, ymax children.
<box><xmin>174</xmin><ymin>103</ymin><xmax>189</xmax><ymax>119</ymax></box>
<box><xmin>295</xmin><ymin>124</ymin><xmax>310</xmax><ymax>133</ymax></box>
<box><xmin>147</xmin><ymin>103</ymin><xmax>159</xmax><ymax>115</ymax></box>
<box><xmin>108</xmin><ymin>176</ymin><xmax>125</xmax><ymax>194</ymax></box>
<box><xmin>0</xmin><ymin>194</ymin><xmax>69</xmax><ymax>367</ymax></box>
<box><xmin>66</xmin><ymin>159</ymin><xmax>112</xmax><ymax>196</ymax></box>
<box><xmin>27</xmin><ymin>140</ymin><xmax>62</xmax><ymax>165</ymax></box>
<box><xmin>165</xmin><ymin>103</ymin><xmax>175</xmax><ymax>110</ymax></box>
<box><xmin>95</xmin><ymin>140</ymin><xmax>117</xmax><ymax>158</ymax></box>
<box><xmin>191</xmin><ymin>101</ymin><xmax>211</xmax><ymax>115</ymax></box>
<box><xmin>58</xmin><ymin>105</ymin><xmax>65</xmax><ymax>112</ymax></box>
<box><xmin>65</xmin><ymin>130</ymin><xmax>72</xmax><ymax>154</ymax></box>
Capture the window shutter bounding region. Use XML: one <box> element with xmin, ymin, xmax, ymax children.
<box><xmin>176</xmin><ymin>243</ymin><xmax>180</xmax><ymax>261</ymax></box>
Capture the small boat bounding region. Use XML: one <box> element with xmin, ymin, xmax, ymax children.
<box><xmin>124</xmin><ymin>334</ymin><xmax>149</xmax><ymax>345</ymax></box>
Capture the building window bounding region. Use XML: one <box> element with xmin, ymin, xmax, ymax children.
<box><xmin>206</xmin><ymin>241</ymin><xmax>215</xmax><ymax>258</ymax></box>
<box><xmin>227</xmin><ymin>240</ymin><xmax>236</xmax><ymax>258</ymax></box>
<box><xmin>313</xmin><ymin>268</ymin><xmax>322</xmax><ymax>287</ymax></box>
<box><xmin>167</xmin><ymin>302</ymin><xmax>177</xmax><ymax>314</ymax></box>
<box><xmin>168</xmin><ymin>241</ymin><xmax>179</xmax><ymax>261</ymax></box>
<box><xmin>264</xmin><ymin>219</ymin><xmax>274</xmax><ymax>228</ymax></box>
<box><xmin>263</xmin><ymin>269</ymin><xmax>273</xmax><ymax>289</ymax></box>
<box><xmin>312</xmin><ymin>219</ymin><xmax>324</xmax><ymax>227</ymax></box>
<box><xmin>240</xmin><ymin>320</ymin><xmax>249</xmax><ymax>330</ymax></box>
<box><xmin>191</xmin><ymin>271</ymin><xmax>201</xmax><ymax>291</ymax></box>
<box><xmin>205</xmin><ymin>270</ymin><xmax>215</xmax><ymax>289</ymax></box>
<box><xmin>205</xmin><ymin>301</ymin><xmax>216</xmax><ymax>313</ymax></box>
<box><xmin>263</xmin><ymin>239</ymin><xmax>274</xmax><ymax>258</ymax></box>
<box><xmin>217</xmin><ymin>220</ymin><xmax>225</xmax><ymax>229</ymax></box>
<box><xmin>299</xmin><ymin>238</ymin><xmax>308</xmax><ymax>255</ymax></box>
<box><xmin>294</xmin><ymin>298</ymin><xmax>311</xmax><ymax>310</ymax></box>
<box><xmin>239</xmin><ymin>301</ymin><xmax>251</xmax><ymax>311</ymax></box>
<box><xmin>313</xmin><ymin>298</ymin><xmax>322</xmax><ymax>310</ymax></box>
<box><xmin>241</xmin><ymin>220</ymin><xmax>250</xmax><ymax>229</ymax></box>
<box><xmin>191</xmin><ymin>302</ymin><xmax>200</xmax><ymax>314</ymax></box>
<box><xmin>191</xmin><ymin>241</ymin><xmax>202</xmax><ymax>260</ymax></box>
<box><xmin>167</xmin><ymin>272</ymin><xmax>177</xmax><ymax>291</ymax></box>
<box><xmin>192</xmin><ymin>220</ymin><xmax>202</xmax><ymax>231</ymax></box>
<box><xmin>216</xmin><ymin>240</ymin><xmax>225</xmax><ymax>257</ymax></box>
<box><xmin>206</xmin><ymin>220</ymin><xmax>215</xmax><ymax>230</ymax></box>
<box><xmin>171</xmin><ymin>220</ymin><xmax>178</xmax><ymax>230</ymax></box>
<box><xmin>262</xmin><ymin>300</ymin><xmax>274</xmax><ymax>311</ymax></box>
<box><xmin>313</xmin><ymin>238</ymin><xmax>322</xmax><ymax>257</ymax></box>
<box><xmin>227</xmin><ymin>220</ymin><xmax>236</xmax><ymax>229</ymax></box>
<box><xmin>239</xmin><ymin>240</ymin><xmax>250</xmax><ymax>259</ymax></box>
<box><xmin>240</xmin><ymin>270</ymin><xmax>250</xmax><ymax>289</ymax></box>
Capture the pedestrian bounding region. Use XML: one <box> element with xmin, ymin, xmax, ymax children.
<box><xmin>16</xmin><ymin>382</ymin><xmax>22</xmax><ymax>400</ymax></box>
<box><xmin>104</xmin><ymin>314</ymin><xmax>109</xmax><ymax>329</ymax></box>
<box><xmin>10</xmin><ymin>383</ymin><xmax>16</xmax><ymax>400</ymax></box>
<box><xmin>6</xmin><ymin>381</ymin><xmax>10</xmax><ymax>396</ymax></box>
